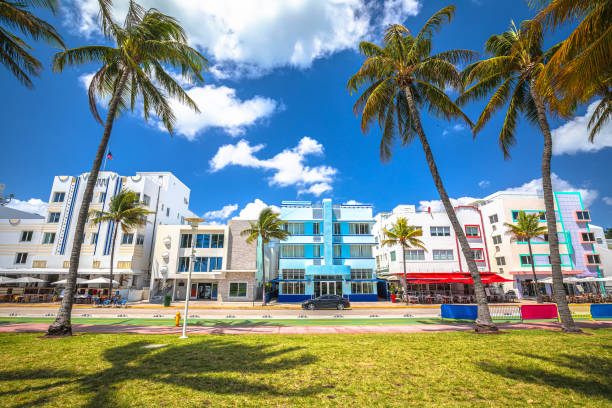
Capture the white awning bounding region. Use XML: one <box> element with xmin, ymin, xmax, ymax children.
<box><xmin>0</xmin><ymin>268</ymin><xmax>143</xmax><ymax>276</ymax></box>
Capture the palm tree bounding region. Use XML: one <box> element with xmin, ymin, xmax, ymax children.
<box><xmin>88</xmin><ymin>189</ymin><xmax>153</xmax><ymax>298</ymax></box>
<box><xmin>381</xmin><ymin>218</ymin><xmax>426</xmax><ymax>303</ymax></box>
<box><xmin>0</xmin><ymin>0</ymin><xmax>65</xmax><ymax>88</ymax></box>
<box><xmin>46</xmin><ymin>0</ymin><xmax>207</xmax><ymax>337</ymax></box>
<box><xmin>458</xmin><ymin>21</ymin><xmax>581</xmax><ymax>332</ymax></box>
<box><xmin>347</xmin><ymin>6</ymin><xmax>498</xmax><ymax>333</ymax></box>
<box><xmin>240</xmin><ymin>208</ymin><xmax>290</xmax><ymax>305</ymax></box>
<box><xmin>504</xmin><ymin>212</ymin><xmax>548</xmax><ymax>303</ymax></box>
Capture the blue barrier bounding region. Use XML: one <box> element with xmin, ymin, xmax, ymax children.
<box><xmin>590</xmin><ymin>304</ymin><xmax>612</xmax><ymax>318</ymax></box>
<box><xmin>441</xmin><ymin>304</ymin><xmax>477</xmax><ymax>320</ymax></box>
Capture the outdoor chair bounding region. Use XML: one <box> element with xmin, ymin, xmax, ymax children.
<box><xmin>103</xmin><ymin>300</ymin><xmax>111</xmax><ymax>307</ymax></box>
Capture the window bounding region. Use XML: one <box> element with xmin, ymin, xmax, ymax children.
<box><xmin>511</xmin><ymin>211</ymin><xmax>520</xmax><ymax>221</ymax></box>
<box><xmin>136</xmin><ymin>234</ymin><xmax>145</xmax><ymax>245</ymax></box>
<box><xmin>20</xmin><ymin>231</ymin><xmax>33</xmax><ymax>242</ymax></box>
<box><xmin>89</xmin><ymin>233</ymin><xmax>98</xmax><ymax>245</ymax></box>
<box><xmin>495</xmin><ymin>257</ymin><xmax>505</xmax><ymax>266</ymax></box>
<box><xmin>209</xmin><ymin>257</ymin><xmax>222</xmax><ymax>270</ymax></box>
<box><xmin>177</xmin><ymin>257</ymin><xmax>190</xmax><ymax>272</ymax></box>
<box><xmin>581</xmin><ymin>232</ymin><xmax>596</xmax><ymax>243</ymax></box>
<box><xmin>465</xmin><ymin>225</ymin><xmax>480</xmax><ymax>238</ymax></box>
<box><xmin>180</xmin><ymin>233</ymin><xmax>192</xmax><ymax>248</ymax></box>
<box><xmin>576</xmin><ymin>210</ymin><xmax>590</xmax><ymax>221</ymax></box>
<box><xmin>283</xmin><ymin>269</ymin><xmax>305</xmax><ymax>279</ymax></box>
<box><xmin>349</xmin><ymin>223</ymin><xmax>370</xmax><ymax>235</ymax></box>
<box><xmin>597</xmin><ymin>238</ymin><xmax>603</xmax><ymax>244</ymax></box>
<box><xmin>98</xmin><ymin>192</ymin><xmax>106</xmax><ymax>203</ymax></box>
<box><xmin>181</xmin><ymin>216</ymin><xmax>185</xmax><ymax>224</ymax></box>
<box><xmin>492</xmin><ymin>235</ymin><xmax>502</xmax><ymax>245</ymax></box>
<box><xmin>405</xmin><ymin>249</ymin><xmax>425</xmax><ymax>260</ymax></box>
<box><xmin>283</xmin><ymin>222</ymin><xmax>305</xmax><ymax>235</ymax></box>
<box><xmin>539</xmin><ymin>212</ymin><xmax>546</xmax><ymax>221</ymax></box>
<box><xmin>312</xmin><ymin>223</ymin><xmax>320</xmax><ymax>235</ymax></box>
<box><xmin>281</xmin><ymin>245</ymin><xmax>305</xmax><ymax>258</ymax></box>
<box><xmin>333</xmin><ymin>223</ymin><xmax>342</xmax><ymax>235</ymax></box>
<box><xmin>390</xmin><ymin>251</ymin><xmax>396</xmax><ymax>262</ymax></box>
<box><xmin>194</xmin><ymin>257</ymin><xmax>208</xmax><ymax>272</ymax></box>
<box><xmin>43</xmin><ymin>232</ymin><xmax>56</xmax><ymax>244</ymax></box>
<box><xmin>48</xmin><ymin>212</ymin><xmax>60</xmax><ymax>223</ymax></box>
<box><xmin>351</xmin><ymin>282</ymin><xmax>375</xmax><ymax>294</ymax></box>
<box><xmin>166</xmin><ymin>208</ymin><xmax>170</xmax><ymax>217</ymax></box>
<box><xmin>489</xmin><ymin>214</ymin><xmax>498</xmax><ymax>224</ymax></box>
<box><xmin>471</xmin><ymin>249</ymin><xmax>484</xmax><ymax>261</ymax></box>
<box><xmin>333</xmin><ymin>245</ymin><xmax>342</xmax><ymax>258</ymax></box>
<box><xmin>121</xmin><ymin>233</ymin><xmax>134</xmax><ymax>245</ymax></box>
<box><xmin>313</xmin><ymin>245</ymin><xmax>321</xmax><ymax>258</ymax></box>
<box><xmin>142</xmin><ymin>194</ymin><xmax>151</xmax><ymax>206</ymax></box>
<box><xmin>351</xmin><ymin>269</ymin><xmax>373</xmax><ymax>279</ymax></box>
<box><xmin>433</xmin><ymin>249</ymin><xmax>453</xmax><ymax>260</ymax></box>
<box><xmin>543</xmin><ymin>234</ymin><xmax>549</xmax><ymax>242</ymax></box>
<box><xmin>52</xmin><ymin>192</ymin><xmax>65</xmax><ymax>202</ymax></box>
<box><xmin>15</xmin><ymin>252</ymin><xmax>27</xmax><ymax>264</ymax></box>
<box><xmin>586</xmin><ymin>254</ymin><xmax>601</xmax><ymax>264</ymax></box>
<box><xmin>229</xmin><ymin>282</ymin><xmax>247</xmax><ymax>297</ymax></box>
<box><xmin>350</xmin><ymin>245</ymin><xmax>372</xmax><ymax>257</ymax></box>
<box><xmin>195</xmin><ymin>234</ymin><xmax>209</xmax><ymax>248</ymax></box>
<box><xmin>520</xmin><ymin>255</ymin><xmax>533</xmax><ymax>265</ymax></box>
<box><xmin>281</xmin><ymin>282</ymin><xmax>305</xmax><ymax>294</ymax></box>
<box><xmin>211</xmin><ymin>234</ymin><xmax>224</xmax><ymax>248</ymax></box>
<box><xmin>430</xmin><ymin>226</ymin><xmax>450</xmax><ymax>237</ymax></box>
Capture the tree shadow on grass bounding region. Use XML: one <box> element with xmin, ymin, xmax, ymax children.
<box><xmin>0</xmin><ymin>337</ymin><xmax>320</xmax><ymax>407</ymax></box>
<box><xmin>477</xmin><ymin>352</ymin><xmax>612</xmax><ymax>400</ymax></box>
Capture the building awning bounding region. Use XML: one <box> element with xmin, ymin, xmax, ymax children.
<box><xmin>509</xmin><ymin>270</ymin><xmax>583</xmax><ymax>276</ymax></box>
<box><xmin>392</xmin><ymin>272</ymin><xmax>512</xmax><ymax>284</ymax></box>
<box><xmin>0</xmin><ymin>268</ymin><xmax>143</xmax><ymax>276</ymax></box>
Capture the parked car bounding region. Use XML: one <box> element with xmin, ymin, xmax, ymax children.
<box><xmin>301</xmin><ymin>295</ymin><xmax>350</xmax><ymax>310</ymax></box>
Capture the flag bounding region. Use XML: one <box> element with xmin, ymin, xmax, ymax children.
<box><xmin>107</xmin><ymin>151</ymin><xmax>113</xmax><ymax>160</ymax></box>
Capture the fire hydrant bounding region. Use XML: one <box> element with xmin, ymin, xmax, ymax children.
<box><xmin>175</xmin><ymin>312</ymin><xmax>181</xmax><ymax>327</ymax></box>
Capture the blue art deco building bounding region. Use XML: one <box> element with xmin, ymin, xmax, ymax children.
<box><xmin>274</xmin><ymin>199</ymin><xmax>379</xmax><ymax>302</ymax></box>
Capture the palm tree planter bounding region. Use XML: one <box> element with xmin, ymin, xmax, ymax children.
<box><xmin>241</xmin><ymin>208</ymin><xmax>290</xmax><ymax>305</ymax></box>
<box><xmin>89</xmin><ymin>189</ymin><xmax>153</xmax><ymax>299</ymax></box>
<box><xmin>46</xmin><ymin>0</ymin><xmax>206</xmax><ymax>337</ymax></box>
<box><xmin>348</xmin><ymin>6</ymin><xmax>497</xmax><ymax>333</ymax></box>
<box><xmin>381</xmin><ymin>218</ymin><xmax>425</xmax><ymax>304</ymax></box>
<box><xmin>459</xmin><ymin>20</ymin><xmax>581</xmax><ymax>332</ymax></box>
<box><xmin>505</xmin><ymin>212</ymin><xmax>548</xmax><ymax>303</ymax></box>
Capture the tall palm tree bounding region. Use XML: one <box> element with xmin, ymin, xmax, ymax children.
<box><xmin>458</xmin><ymin>21</ymin><xmax>581</xmax><ymax>332</ymax></box>
<box><xmin>240</xmin><ymin>208</ymin><xmax>290</xmax><ymax>305</ymax></box>
<box><xmin>0</xmin><ymin>0</ymin><xmax>65</xmax><ymax>88</ymax></box>
<box><xmin>88</xmin><ymin>189</ymin><xmax>153</xmax><ymax>298</ymax></box>
<box><xmin>46</xmin><ymin>0</ymin><xmax>206</xmax><ymax>337</ymax></box>
<box><xmin>504</xmin><ymin>212</ymin><xmax>548</xmax><ymax>303</ymax></box>
<box><xmin>347</xmin><ymin>6</ymin><xmax>498</xmax><ymax>333</ymax></box>
<box><xmin>381</xmin><ymin>218</ymin><xmax>425</xmax><ymax>303</ymax></box>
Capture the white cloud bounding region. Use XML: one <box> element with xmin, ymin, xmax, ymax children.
<box><xmin>210</xmin><ymin>137</ymin><xmax>337</xmax><ymax>196</ymax></box>
<box><xmin>552</xmin><ymin>100</ymin><xmax>612</xmax><ymax>155</ymax></box>
<box><xmin>478</xmin><ymin>180</ymin><xmax>490</xmax><ymax>188</ymax></box>
<box><xmin>203</xmin><ymin>204</ymin><xmax>238</xmax><ymax>220</ymax></box>
<box><xmin>6</xmin><ymin>198</ymin><xmax>48</xmax><ymax>216</ymax></box>
<box><xmin>344</xmin><ymin>199</ymin><xmax>364</xmax><ymax>205</ymax></box>
<box><xmin>442</xmin><ymin>123</ymin><xmax>466</xmax><ymax>136</ymax></box>
<box><xmin>66</xmin><ymin>0</ymin><xmax>421</xmax><ymax>77</ymax></box>
<box><xmin>603</xmin><ymin>197</ymin><xmax>612</xmax><ymax>206</ymax></box>
<box><xmin>418</xmin><ymin>196</ymin><xmax>479</xmax><ymax>212</ymax></box>
<box><xmin>78</xmin><ymin>72</ymin><xmax>94</xmax><ymax>89</ymax></box>
<box><xmin>233</xmin><ymin>199</ymin><xmax>280</xmax><ymax>220</ymax></box>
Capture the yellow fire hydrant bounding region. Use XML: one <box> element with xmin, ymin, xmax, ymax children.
<box><xmin>175</xmin><ymin>312</ymin><xmax>181</xmax><ymax>327</ymax></box>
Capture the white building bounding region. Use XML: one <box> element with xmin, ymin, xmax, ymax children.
<box><xmin>590</xmin><ymin>224</ymin><xmax>612</xmax><ymax>291</ymax></box>
<box><xmin>0</xmin><ymin>172</ymin><xmax>194</xmax><ymax>293</ymax></box>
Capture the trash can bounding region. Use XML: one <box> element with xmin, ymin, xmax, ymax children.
<box><xmin>163</xmin><ymin>295</ymin><xmax>171</xmax><ymax>307</ymax></box>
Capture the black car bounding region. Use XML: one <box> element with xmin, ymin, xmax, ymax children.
<box><xmin>301</xmin><ymin>295</ymin><xmax>350</xmax><ymax>310</ymax></box>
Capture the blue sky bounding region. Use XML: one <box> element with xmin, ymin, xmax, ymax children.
<box><xmin>2</xmin><ymin>0</ymin><xmax>611</xmax><ymax>225</ymax></box>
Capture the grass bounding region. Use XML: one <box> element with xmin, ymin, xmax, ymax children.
<box><xmin>0</xmin><ymin>330</ymin><xmax>611</xmax><ymax>407</ymax></box>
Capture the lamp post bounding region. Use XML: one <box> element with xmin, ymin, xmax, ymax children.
<box><xmin>180</xmin><ymin>217</ymin><xmax>205</xmax><ymax>339</ymax></box>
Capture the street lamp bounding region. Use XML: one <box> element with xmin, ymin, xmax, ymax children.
<box><xmin>180</xmin><ymin>217</ymin><xmax>205</xmax><ymax>339</ymax></box>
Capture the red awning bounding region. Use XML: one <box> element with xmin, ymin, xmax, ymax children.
<box><xmin>393</xmin><ymin>272</ymin><xmax>512</xmax><ymax>284</ymax></box>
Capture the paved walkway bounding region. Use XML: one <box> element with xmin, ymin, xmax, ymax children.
<box><xmin>1</xmin><ymin>320</ymin><xmax>609</xmax><ymax>335</ymax></box>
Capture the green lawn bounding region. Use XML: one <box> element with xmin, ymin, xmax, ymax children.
<box><xmin>0</xmin><ymin>330</ymin><xmax>610</xmax><ymax>407</ymax></box>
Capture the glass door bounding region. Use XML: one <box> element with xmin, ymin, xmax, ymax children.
<box><xmin>315</xmin><ymin>281</ymin><xmax>342</xmax><ymax>297</ymax></box>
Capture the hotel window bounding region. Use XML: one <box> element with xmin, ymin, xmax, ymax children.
<box><xmin>48</xmin><ymin>212</ymin><xmax>60</xmax><ymax>223</ymax></box>
<box><xmin>351</xmin><ymin>269</ymin><xmax>373</xmax><ymax>279</ymax></box>
<box><xmin>542</xmin><ymin>234</ymin><xmax>549</xmax><ymax>242</ymax></box>
<box><xmin>177</xmin><ymin>257</ymin><xmax>190</xmax><ymax>272</ymax></box>
<box><xmin>229</xmin><ymin>282</ymin><xmax>247</xmax><ymax>297</ymax></box>
<box><xmin>496</xmin><ymin>257</ymin><xmax>506</xmax><ymax>266</ymax></box>
<box><xmin>180</xmin><ymin>233</ymin><xmax>192</xmax><ymax>248</ymax></box>
<box><xmin>20</xmin><ymin>231</ymin><xmax>33</xmax><ymax>242</ymax></box>
<box><xmin>430</xmin><ymin>226</ymin><xmax>450</xmax><ymax>237</ymax></box>
<box><xmin>15</xmin><ymin>252</ymin><xmax>28</xmax><ymax>264</ymax></box>
<box><xmin>283</xmin><ymin>269</ymin><xmax>305</xmax><ymax>280</ymax></box>
<box><xmin>121</xmin><ymin>233</ymin><xmax>134</xmax><ymax>245</ymax></box>
<box><xmin>471</xmin><ymin>249</ymin><xmax>484</xmax><ymax>261</ymax></box>
<box><xmin>465</xmin><ymin>225</ymin><xmax>480</xmax><ymax>238</ymax></box>
<box><xmin>211</xmin><ymin>234</ymin><xmax>224</xmax><ymax>248</ymax></box>
<box><xmin>333</xmin><ymin>245</ymin><xmax>342</xmax><ymax>258</ymax></box>
<box><xmin>390</xmin><ymin>251</ymin><xmax>396</xmax><ymax>261</ymax></box>
<box><xmin>433</xmin><ymin>250</ymin><xmax>453</xmax><ymax>260</ymax></box>
<box><xmin>349</xmin><ymin>223</ymin><xmax>370</xmax><ymax>235</ymax></box>
<box><xmin>312</xmin><ymin>222</ymin><xmax>320</xmax><ymax>235</ymax></box>
<box><xmin>195</xmin><ymin>234</ymin><xmax>210</xmax><ymax>248</ymax></box>
<box><xmin>492</xmin><ymin>235</ymin><xmax>502</xmax><ymax>245</ymax></box>
<box><xmin>283</xmin><ymin>222</ymin><xmax>305</xmax><ymax>235</ymax></box>
<box><xmin>489</xmin><ymin>214</ymin><xmax>498</xmax><ymax>224</ymax></box>
<box><xmin>89</xmin><ymin>233</ymin><xmax>98</xmax><ymax>245</ymax></box>
<box><xmin>281</xmin><ymin>282</ymin><xmax>305</xmax><ymax>294</ymax></box>
<box><xmin>43</xmin><ymin>232</ymin><xmax>56</xmax><ymax>244</ymax></box>
<box><xmin>333</xmin><ymin>223</ymin><xmax>341</xmax><ymax>235</ymax></box>
<box><xmin>405</xmin><ymin>249</ymin><xmax>425</xmax><ymax>260</ymax></box>
<box><xmin>520</xmin><ymin>255</ymin><xmax>533</xmax><ymax>265</ymax></box>
<box><xmin>350</xmin><ymin>245</ymin><xmax>372</xmax><ymax>257</ymax></box>
<box><xmin>576</xmin><ymin>210</ymin><xmax>590</xmax><ymax>221</ymax></box>
<box><xmin>210</xmin><ymin>257</ymin><xmax>222</xmax><ymax>270</ymax></box>
<box><xmin>586</xmin><ymin>254</ymin><xmax>601</xmax><ymax>264</ymax></box>
<box><xmin>313</xmin><ymin>245</ymin><xmax>321</xmax><ymax>258</ymax></box>
<box><xmin>351</xmin><ymin>282</ymin><xmax>374</xmax><ymax>294</ymax></box>
<box><xmin>581</xmin><ymin>232</ymin><xmax>596</xmax><ymax>243</ymax></box>
<box><xmin>136</xmin><ymin>234</ymin><xmax>145</xmax><ymax>245</ymax></box>
<box><xmin>98</xmin><ymin>192</ymin><xmax>106</xmax><ymax>203</ymax></box>
<box><xmin>194</xmin><ymin>257</ymin><xmax>208</xmax><ymax>272</ymax></box>
<box><xmin>281</xmin><ymin>245</ymin><xmax>305</xmax><ymax>258</ymax></box>
<box><xmin>166</xmin><ymin>207</ymin><xmax>170</xmax><ymax>217</ymax></box>
<box><xmin>52</xmin><ymin>192</ymin><xmax>65</xmax><ymax>202</ymax></box>
<box><xmin>142</xmin><ymin>194</ymin><xmax>151</xmax><ymax>206</ymax></box>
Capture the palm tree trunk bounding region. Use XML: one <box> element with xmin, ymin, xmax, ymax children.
<box><xmin>403</xmin><ymin>86</ymin><xmax>497</xmax><ymax>333</ymax></box>
<box><xmin>530</xmin><ymin>84</ymin><xmax>581</xmax><ymax>333</ymax></box>
<box><xmin>109</xmin><ymin>221</ymin><xmax>119</xmax><ymax>301</ymax></box>
<box><xmin>401</xmin><ymin>245</ymin><xmax>409</xmax><ymax>304</ymax></box>
<box><xmin>261</xmin><ymin>241</ymin><xmax>266</xmax><ymax>306</ymax></box>
<box><xmin>527</xmin><ymin>239</ymin><xmax>542</xmax><ymax>303</ymax></box>
<box><xmin>46</xmin><ymin>70</ymin><xmax>131</xmax><ymax>336</ymax></box>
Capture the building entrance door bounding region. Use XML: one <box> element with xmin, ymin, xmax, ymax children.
<box><xmin>314</xmin><ymin>281</ymin><xmax>342</xmax><ymax>297</ymax></box>
<box><xmin>196</xmin><ymin>283</ymin><xmax>218</xmax><ymax>300</ymax></box>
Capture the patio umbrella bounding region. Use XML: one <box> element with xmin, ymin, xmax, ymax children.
<box><xmin>52</xmin><ymin>278</ymin><xmax>88</xmax><ymax>285</ymax></box>
<box><xmin>0</xmin><ymin>276</ymin><xmax>17</xmax><ymax>283</ymax></box>
<box><xmin>83</xmin><ymin>277</ymin><xmax>119</xmax><ymax>285</ymax></box>
<box><xmin>12</xmin><ymin>277</ymin><xmax>47</xmax><ymax>283</ymax></box>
